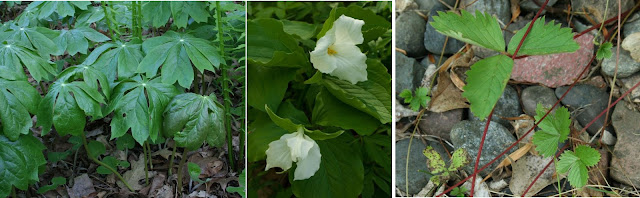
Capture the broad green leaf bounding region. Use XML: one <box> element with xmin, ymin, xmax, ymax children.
<box><xmin>138</xmin><ymin>31</ymin><xmax>222</xmax><ymax>88</ymax></box>
<box><xmin>423</xmin><ymin>146</ymin><xmax>446</xmax><ymax>174</ymax></box>
<box><xmin>0</xmin><ymin>40</ymin><xmax>57</xmax><ymax>82</ymax></box>
<box><xmin>317</xmin><ymin>5</ymin><xmax>391</xmax><ymax>44</ymax></box>
<box><xmin>532</xmin><ymin>103</ymin><xmax>571</xmax><ymax>157</ymax></box>
<box><xmin>291</xmin><ymin>134</ymin><xmax>364</xmax><ymax>198</ymax></box>
<box><xmin>84</xmin><ymin>41</ymin><xmax>143</xmax><ymax>82</ymax></box>
<box><xmin>107</xmin><ymin>77</ymin><xmax>179</xmax><ymax>145</ymax></box>
<box><xmin>88</xmin><ymin>140</ymin><xmax>105</xmax><ymax>159</ymax></box>
<box><xmin>430</xmin><ymin>10</ymin><xmax>505</xmax><ymax>52</ymax></box>
<box><xmin>25</xmin><ymin>1</ymin><xmax>90</xmax><ymax>19</ymax></box>
<box><xmin>76</xmin><ymin>6</ymin><xmax>105</xmax><ymax>25</ymax></box>
<box><xmin>596</xmin><ymin>42</ymin><xmax>613</xmax><ymax>60</ymax></box>
<box><xmin>265</xmin><ymin>105</ymin><xmax>343</xmax><ymax>141</ymax></box>
<box><xmin>188</xmin><ymin>162</ymin><xmax>205</xmax><ymax>183</ymax></box>
<box><xmin>247</xmin><ymin>104</ymin><xmax>303</xmax><ymax>162</ymax></box>
<box><xmin>142</xmin><ymin>2</ymin><xmax>171</xmax><ymax>28</ymax></box>
<box><xmin>163</xmin><ymin>93</ymin><xmax>226</xmax><ymax>150</ymax></box>
<box><xmin>399</xmin><ymin>87</ymin><xmax>430</xmax><ymax>111</ymax></box>
<box><xmin>312</xmin><ymin>89</ymin><xmax>379</xmax><ymax>136</ymax></box>
<box><xmin>247</xmin><ymin>65</ymin><xmax>297</xmax><ymax>112</ymax></box>
<box><xmin>449</xmin><ymin>148</ymin><xmax>469</xmax><ymax>171</ymax></box>
<box><xmin>507</xmin><ymin>17</ymin><xmax>579</xmax><ymax>56</ymax></box>
<box><xmin>322</xmin><ymin>59</ymin><xmax>392</xmax><ymax>124</ymax></box>
<box><xmin>0</xmin><ymin>25</ymin><xmax>61</xmax><ymax>57</ymax></box>
<box><xmin>281</xmin><ymin>20</ymin><xmax>317</xmax><ymax>40</ymax></box>
<box><xmin>0</xmin><ymin>135</ymin><xmax>46</xmax><ymax>197</ymax></box>
<box><xmin>0</xmin><ymin>77</ymin><xmax>40</xmax><ymax>141</ymax></box>
<box><xmin>463</xmin><ymin>54</ymin><xmax>513</xmax><ymax>120</ymax></box>
<box><xmin>170</xmin><ymin>1</ymin><xmax>210</xmax><ymax>28</ymax></box>
<box><xmin>116</xmin><ymin>133</ymin><xmax>135</xmax><ymax>151</ymax></box>
<box><xmin>47</xmin><ymin>151</ymin><xmax>70</xmax><ymax>163</ymax></box>
<box><xmin>556</xmin><ymin>145</ymin><xmax>600</xmax><ymax>188</ymax></box>
<box><xmin>53</xmin><ymin>27</ymin><xmax>110</xmax><ymax>56</ymax></box>
<box><xmin>36</xmin><ymin>177</ymin><xmax>66</xmax><ymax>194</ymax></box>
<box><xmin>97</xmin><ymin>156</ymin><xmax>130</xmax><ymax>175</ymax></box>
<box><xmin>226</xmin><ymin>169</ymin><xmax>246</xmax><ymax>197</ymax></box>
<box><xmin>399</xmin><ymin>89</ymin><xmax>413</xmax><ymax>103</ymax></box>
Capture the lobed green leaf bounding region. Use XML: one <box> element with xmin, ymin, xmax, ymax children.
<box><xmin>463</xmin><ymin>54</ymin><xmax>513</xmax><ymax>120</ymax></box>
<box><xmin>430</xmin><ymin>10</ymin><xmax>505</xmax><ymax>52</ymax></box>
<box><xmin>507</xmin><ymin>17</ymin><xmax>579</xmax><ymax>56</ymax></box>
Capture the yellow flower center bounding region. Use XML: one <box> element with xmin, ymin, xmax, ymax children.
<box><xmin>327</xmin><ymin>47</ymin><xmax>337</xmax><ymax>55</ymax></box>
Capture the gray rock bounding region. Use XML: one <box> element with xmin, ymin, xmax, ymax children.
<box><xmin>555</xmin><ymin>84</ymin><xmax>614</xmax><ymax>135</ymax></box>
<box><xmin>624</xmin><ymin>13</ymin><xmax>640</xmax><ymax>37</ymax></box>
<box><xmin>450</xmin><ymin>120</ymin><xmax>517</xmax><ymax>177</ymax></box>
<box><xmin>521</xmin><ymin>86</ymin><xmax>558</xmax><ymax>116</ymax></box>
<box><xmin>469</xmin><ymin>85</ymin><xmax>522</xmax><ymax>129</ymax></box>
<box><xmin>418</xmin><ymin>109</ymin><xmax>464</xmax><ymax>141</ymax></box>
<box><xmin>619</xmin><ymin>72</ymin><xmax>640</xmax><ymax>101</ymax></box>
<box><xmin>415</xmin><ymin>0</ymin><xmax>455</xmax><ymax>11</ymax></box>
<box><xmin>424</xmin><ymin>7</ymin><xmax>466</xmax><ymax>55</ymax></box>
<box><xmin>396</xmin><ymin>138</ymin><xmax>451</xmax><ymax>195</ymax></box>
<box><xmin>509</xmin><ymin>155</ymin><xmax>556</xmax><ymax>197</ymax></box>
<box><xmin>461</xmin><ymin>0</ymin><xmax>511</xmax><ymax>24</ymax></box>
<box><xmin>397</xmin><ymin>11</ymin><xmax>428</xmax><ymax>57</ymax></box>
<box><xmin>419</xmin><ymin>55</ymin><xmax>446</xmax><ymax>68</ymax></box>
<box><xmin>602</xmin><ymin>48</ymin><xmax>640</xmax><ymax>78</ymax></box>
<box><xmin>572</xmin><ymin>0</ymin><xmax>635</xmax><ymax>24</ymax></box>
<box><xmin>396</xmin><ymin>53</ymin><xmax>425</xmax><ymax>95</ymax></box>
<box><xmin>610</xmin><ymin>102</ymin><xmax>640</xmax><ymax>187</ymax></box>
<box><xmin>520</xmin><ymin>0</ymin><xmax>558</xmax><ymax>13</ymax></box>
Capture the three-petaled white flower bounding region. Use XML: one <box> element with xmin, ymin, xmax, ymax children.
<box><xmin>310</xmin><ymin>15</ymin><xmax>367</xmax><ymax>84</ymax></box>
<box><xmin>265</xmin><ymin>127</ymin><xmax>321</xmax><ymax>180</ymax></box>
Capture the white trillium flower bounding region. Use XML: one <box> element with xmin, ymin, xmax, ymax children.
<box><xmin>310</xmin><ymin>15</ymin><xmax>367</xmax><ymax>84</ymax></box>
<box><xmin>265</xmin><ymin>127</ymin><xmax>321</xmax><ymax>180</ymax></box>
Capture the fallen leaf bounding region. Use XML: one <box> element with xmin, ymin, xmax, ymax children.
<box><xmin>622</xmin><ymin>32</ymin><xmax>640</xmax><ymax>62</ymax></box>
<box><xmin>69</xmin><ymin>174</ymin><xmax>95</xmax><ymax>198</ymax></box>
<box><xmin>118</xmin><ymin>154</ymin><xmax>155</xmax><ymax>191</ymax></box>
<box><xmin>429</xmin><ymin>48</ymin><xmax>472</xmax><ymax>112</ymax></box>
<box><xmin>510</xmin><ymin>0</ymin><xmax>521</xmax><ymax>23</ymax></box>
<box><xmin>509</xmin><ymin>155</ymin><xmax>559</xmax><ymax>196</ymax></box>
<box><xmin>497</xmin><ymin>143</ymin><xmax>532</xmax><ymax>168</ymax></box>
<box><xmin>152</xmin><ymin>147</ymin><xmax>181</xmax><ymax>160</ymax></box>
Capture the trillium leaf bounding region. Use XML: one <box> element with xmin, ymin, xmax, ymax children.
<box><xmin>0</xmin><ymin>76</ymin><xmax>40</xmax><ymax>141</ymax></box>
<box><xmin>0</xmin><ymin>135</ymin><xmax>47</xmax><ymax>197</ymax></box>
<box><xmin>138</xmin><ymin>31</ymin><xmax>222</xmax><ymax>88</ymax></box>
<box><xmin>532</xmin><ymin>103</ymin><xmax>571</xmax><ymax>157</ymax></box>
<box><xmin>107</xmin><ymin>77</ymin><xmax>179</xmax><ymax>145</ymax></box>
<box><xmin>163</xmin><ymin>93</ymin><xmax>226</xmax><ymax>150</ymax></box>
<box><xmin>53</xmin><ymin>27</ymin><xmax>110</xmax><ymax>56</ymax></box>
<box><xmin>463</xmin><ymin>54</ymin><xmax>513</xmax><ymax>120</ymax></box>
<box><xmin>83</xmin><ymin>41</ymin><xmax>144</xmax><ymax>82</ymax></box>
<box><xmin>248</xmin><ymin>102</ymin><xmax>304</xmax><ymax>162</ymax></box>
<box><xmin>507</xmin><ymin>17</ymin><xmax>579</xmax><ymax>55</ymax></box>
<box><xmin>556</xmin><ymin>145</ymin><xmax>600</xmax><ymax>188</ymax></box>
<box><xmin>430</xmin><ymin>10</ymin><xmax>505</xmax><ymax>52</ymax></box>
<box><xmin>311</xmin><ymin>89</ymin><xmax>379</xmax><ymax>136</ymax></box>
<box><xmin>0</xmin><ymin>40</ymin><xmax>57</xmax><ymax>82</ymax></box>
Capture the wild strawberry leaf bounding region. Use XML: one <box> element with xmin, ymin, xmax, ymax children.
<box><xmin>399</xmin><ymin>87</ymin><xmax>430</xmax><ymax>111</ymax></box>
<box><xmin>532</xmin><ymin>103</ymin><xmax>571</xmax><ymax>157</ymax></box>
<box><xmin>138</xmin><ymin>31</ymin><xmax>222</xmax><ymax>88</ymax></box>
<box><xmin>83</xmin><ymin>40</ymin><xmax>144</xmax><ymax>82</ymax></box>
<box><xmin>507</xmin><ymin>17</ymin><xmax>579</xmax><ymax>56</ymax></box>
<box><xmin>53</xmin><ymin>27</ymin><xmax>110</xmax><ymax>56</ymax></box>
<box><xmin>142</xmin><ymin>2</ymin><xmax>209</xmax><ymax>28</ymax></box>
<box><xmin>162</xmin><ymin>93</ymin><xmax>225</xmax><ymax>150</ymax></box>
<box><xmin>556</xmin><ymin>145</ymin><xmax>601</xmax><ymax>188</ymax></box>
<box><xmin>430</xmin><ymin>10</ymin><xmax>505</xmax><ymax>52</ymax></box>
<box><xmin>107</xmin><ymin>77</ymin><xmax>179</xmax><ymax>145</ymax></box>
<box><xmin>463</xmin><ymin>54</ymin><xmax>513</xmax><ymax>120</ymax></box>
<box><xmin>423</xmin><ymin>146</ymin><xmax>447</xmax><ymax>174</ymax></box>
<box><xmin>25</xmin><ymin>1</ymin><xmax>90</xmax><ymax>20</ymax></box>
<box><xmin>0</xmin><ymin>75</ymin><xmax>40</xmax><ymax>141</ymax></box>
<box><xmin>0</xmin><ymin>24</ymin><xmax>61</xmax><ymax>57</ymax></box>
<box><xmin>596</xmin><ymin>42</ymin><xmax>613</xmax><ymax>60</ymax></box>
<box><xmin>0</xmin><ymin>135</ymin><xmax>47</xmax><ymax>198</ymax></box>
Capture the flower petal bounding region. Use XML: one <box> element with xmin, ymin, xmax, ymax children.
<box><xmin>286</xmin><ymin>131</ymin><xmax>314</xmax><ymax>161</ymax></box>
<box><xmin>294</xmin><ymin>140</ymin><xmax>321</xmax><ymax>180</ymax></box>
<box><xmin>265</xmin><ymin>137</ymin><xmax>293</xmax><ymax>172</ymax></box>
<box><xmin>328</xmin><ymin>43</ymin><xmax>368</xmax><ymax>84</ymax></box>
<box><xmin>333</xmin><ymin>15</ymin><xmax>365</xmax><ymax>45</ymax></box>
<box><xmin>310</xmin><ymin>35</ymin><xmax>337</xmax><ymax>73</ymax></box>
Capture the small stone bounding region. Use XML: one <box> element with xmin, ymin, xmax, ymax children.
<box><xmin>520</xmin><ymin>0</ymin><xmax>558</xmax><ymax>13</ymax></box>
<box><xmin>469</xmin><ymin>85</ymin><xmax>522</xmax><ymax>129</ymax></box>
<box><xmin>397</xmin><ymin>11</ymin><xmax>428</xmax><ymax>57</ymax></box>
<box><xmin>619</xmin><ymin>72</ymin><xmax>640</xmax><ymax>101</ymax></box>
<box><xmin>509</xmin><ymin>155</ymin><xmax>557</xmax><ymax>197</ymax></box>
<box><xmin>414</xmin><ymin>0</ymin><xmax>454</xmax><ymax>11</ymax></box>
<box><xmin>418</xmin><ymin>109</ymin><xmax>464</xmax><ymax>141</ymax></box>
<box><xmin>461</xmin><ymin>0</ymin><xmax>511</xmax><ymax>24</ymax></box>
<box><xmin>610</xmin><ymin>102</ymin><xmax>640</xmax><ymax>187</ymax></box>
<box><xmin>602</xmin><ymin>48</ymin><xmax>640</xmax><ymax>78</ymax></box>
<box><xmin>622</xmin><ymin>32</ymin><xmax>640</xmax><ymax>62</ymax></box>
<box><xmin>555</xmin><ymin>84</ymin><xmax>614</xmax><ymax>135</ymax></box>
<box><xmin>571</xmin><ymin>0</ymin><xmax>635</xmax><ymax>23</ymax></box>
<box><xmin>521</xmin><ymin>86</ymin><xmax>558</xmax><ymax>117</ymax></box>
<box><xmin>396</xmin><ymin>53</ymin><xmax>425</xmax><ymax>95</ymax></box>
<box><xmin>70</xmin><ymin>174</ymin><xmax>96</xmax><ymax>198</ymax></box>
<box><xmin>623</xmin><ymin>13</ymin><xmax>640</xmax><ymax>37</ymax></box>
<box><xmin>424</xmin><ymin>7</ymin><xmax>466</xmax><ymax>55</ymax></box>
<box><xmin>395</xmin><ymin>138</ymin><xmax>451</xmax><ymax>195</ymax></box>
<box><xmin>450</xmin><ymin>120</ymin><xmax>517</xmax><ymax>177</ymax></box>
<box><xmin>602</xmin><ymin>130</ymin><xmax>617</xmax><ymax>145</ymax></box>
<box><xmin>396</xmin><ymin>0</ymin><xmax>419</xmax><ymax>13</ymax></box>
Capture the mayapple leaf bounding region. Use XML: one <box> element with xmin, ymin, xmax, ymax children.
<box><xmin>0</xmin><ymin>135</ymin><xmax>47</xmax><ymax>197</ymax></box>
<box><xmin>83</xmin><ymin>40</ymin><xmax>144</xmax><ymax>82</ymax></box>
<box><xmin>107</xmin><ymin>77</ymin><xmax>179</xmax><ymax>145</ymax></box>
<box><xmin>463</xmin><ymin>54</ymin><xmax>513</xmax><ymax>120</ymax></box>
<box><xmin>507</xmin><ymin>17</ymin><xmax>579</xmax><ymax>56</ymax></box>
<box><xmin>0</xmin><ymin>25</ymin><xmax>61</xmax><ymax>58</ymax></box>
<box><xmin>0</xmin><ymin>40</ymin><xmax>57</xmax><ymax>82</ymax></box>
<box><xmin>556</xmin><ymin>145</ymin><xmax>601</xmax><ymax>188</ymax></box>
<box><xmin>532</xmin><ymin>103</ymin><xmax>571</xmax><ymax>157</ymax></box>
<box><xmin>53</xmin><ymin>27</ymin><xmax>111</xmax><ymax>56</ymax></box>
<box><xmin>25</xmin><ymin>1</ymin><xmax>90</xmax><ymax>19</ymax></box>
<box><xmin>163</xmin><ymin>93</ymin><xmax>226</xmax><ymax>150</ymax></box>
<box><xmin>0</xmin><ymin>77</ymin><xmax>40</xmax><ymax>141</ymax></box>
<box><xmin>430</xmin><ymin>10</ymin><xmax>505</xmax><ymax>52</ymax></box>
<box><xmin>76</xmin><ymin>6</ymin><xmax>105</xmax><ymax>25</ymax></box>
<box><xmin>138</xmin><ymin>31</ymin><xmax>222</xmax><ymax>88</ymax></box>
<box><xmin>143</xmin><ymin>2</ymin><xmax>209</xmax><ymax>28</ymax></box>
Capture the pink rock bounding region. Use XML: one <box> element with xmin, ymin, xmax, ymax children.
<box><xmin>511</xmin><ymin>34</ymin><xmax>594</xmax><ymax>88</ymax></box>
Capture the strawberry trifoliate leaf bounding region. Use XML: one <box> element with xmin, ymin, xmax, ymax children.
<box><xmin>430</xmin><ymin>10</ymin><xmax>505</xmax><ymax>52</ymax></box>
<box><xmin>138</xmin><ymin>31</ymin><xmax>223</xmax><ymax>88</ymax></box>
<box><xmin>507</xmin><ymin>17</ymin><xmax>579</xmax><ymax>56</ymax></box>
<box><xmin>596</xmin><ymin>42</ymin><xmax>613</xmax><ymax>60</ymax></box>
<box><xmin>0</xmin><ymin>75</ymin><xmax>40</xmax><ymax>141</ymax></box>
<box><xmin>53</xmin><ymin>27</ymin><xmax>110</xmax><ymax>56</ymax></box>
<box><xmin>532</xmin><ymin>103</ymin><xmax>571</xmax><ymax>157</ymax></box>
<box><xmin>399</xmin><ymin>89</ymin><xmax>413</xmax><ymax>103</ymax></box>
<box><xmin>462</xmin><ymin>54</ymin><xmax>513</xmax><ymax>120</ymax></box>
<box><xmin>107</xmin><ymin>77</ymin><xmax>179</xmax><ymax>145</ymax></box>
<box><xmin>556</xmin><ymin>145</ymin><xmax>600</xmax><ymax>188</ymax></box>
<box><xmin>163</xmin><ymin>93</ymin><xmax>225</xmax><ymax>150</ymax></box>
<box><xmin>83</xmin><ymin>40</ymin><xmax>144</xmax><ymax>82</ymax></box>
<box><xmin>423</xmin><ymin>146</ymin><xmax>446</xmax><ymax>174</ymax></box>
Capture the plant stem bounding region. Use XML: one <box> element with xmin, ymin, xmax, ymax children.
<box><xmin>470</xmin><ymin>108</ymin><xmax>495</xmax><ymax>196</ymax></box>
<box><xmin>201</xmin><ymin>71</ymin><xmax>206</xmax><ymax>95</ymax></box>
<box><xmin>168</xmin><ymin>143</ymin><xmax>177</xmax><ymax>176</ymax></box>
<box><xmin>81</xmin><ymin>132</ymin><xmax>134</xmax><ymax>191</ymax></box>
<box><xmin>215</xmin><ymin>1</ymin><xmax>236</xmax><ymax>171</ymax></box>
<box><xmin>10</xmin><ymin>186</ymin><xmax>16</xmax><ymax>198</ymax></box>
<box><xmin>101</xmin><ymin>2</ymin><xmax>116</xmax><ymax>41</ymax></box>
<box><xmin>143</xmin><ymin>141</ymin><xmax>149</xmax><ymax>186</ymax></box>
<box><xmin>146</xmin><ymin>142</ymin><xmax>153</xmax><ymax>169</ymax></box>
<box><xmin>177</xmin><ymin>148</ymin><xmax>189</xmax><ymax>193</ymax></box>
